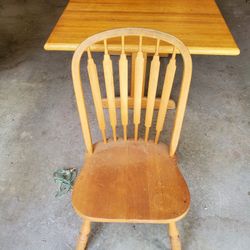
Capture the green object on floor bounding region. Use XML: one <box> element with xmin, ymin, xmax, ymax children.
<box><xmin>53</xmin><ymin>168</ymin><xmax>77</xmax><ymax>197</ymax></box>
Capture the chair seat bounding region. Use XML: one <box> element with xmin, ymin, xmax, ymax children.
<box><xmin>72</xmin><ymin>139</ymin><xmax>190</xmax><ymax>223</ymax></box>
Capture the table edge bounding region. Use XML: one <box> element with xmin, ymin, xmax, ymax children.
<box><xmin>44</xmin><ymin>42</ymin><xmax>240</xmax><ymax>56</ymax></box>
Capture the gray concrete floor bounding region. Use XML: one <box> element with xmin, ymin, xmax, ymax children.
<box><xmin>0</xmin><ymin>0</ymin><xmax>250</xmax><ymax>249</ymax></box>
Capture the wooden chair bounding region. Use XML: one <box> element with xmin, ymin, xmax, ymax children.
<box><xmin>71</xmin><ymin>28</ymin><xmax>192</xmax><ymax>250</ymax></box>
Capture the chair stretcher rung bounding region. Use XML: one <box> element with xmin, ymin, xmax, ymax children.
<box><xmin>102</xmin><ymin>97</ymin><xmax>175</xmax><ymax>110</ymax></box>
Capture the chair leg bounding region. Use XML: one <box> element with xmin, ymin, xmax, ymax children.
<box><xmin>168</xmin><ymin>222</ymin><xmax>181</xmax><ymax>250</ymax></box>
<box><xmin>76</xmin><ymin>219</ymin><xmax>91</xmax><ymax>250</ymax></box>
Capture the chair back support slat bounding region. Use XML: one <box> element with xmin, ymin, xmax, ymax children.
<box><xmin>119</xmin><ymin>36</ymin><xmax>129</xmax><ymax>140</ymax></box>
<box><xmin>71</xmin><ymin>28</ymin><xmax>192</xmax><ymax>156</ymax></box>
<box><xmin>133</xmin><ymin>36</ymin><xmax>145</xmax><ymax>141</ymax></box>
<box><xmin>87</xmin><ymin>49</ymin><xmax>107</xmax><ymax>143</ymax></box>
<box><xmin>103</xmin><ymin>40</ymin><xmax>117</xmax><ymax>141</ymax></box>
<box><xmin>144</xmin><ymin>40</ymin><xmax>160</xmax><ymax>142</ymax></box>
<box><xmin>155</xmin><ymin>48</ymin><xmax>177</xmax><ymax>144</ymax></box>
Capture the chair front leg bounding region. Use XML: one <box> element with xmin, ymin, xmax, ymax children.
<box><xmin>168</xmin><ymin>222</ymin><xmax>181</xmax><ymax>250</ymax></box>
<box><xmin>76</xmin><ymin>219</ymin><xmax>91</xmax><ymax>250</ymax></box>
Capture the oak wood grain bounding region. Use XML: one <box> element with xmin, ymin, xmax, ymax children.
<box><xmin>44</xmin><ymin>0</ymin><xmax>239</xmax><ymax>55</ymax></box>
<box><xmin>72</xmin><ymin>139</ymin><xmax>190</xmax><ymax>223</ymax></box>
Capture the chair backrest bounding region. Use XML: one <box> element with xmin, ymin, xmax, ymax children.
<box><xmin>71</xmin><ymin>28</ymin><xmax>192</xmax><ymax>156</ymax></box>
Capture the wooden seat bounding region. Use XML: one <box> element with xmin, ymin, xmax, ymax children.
<box><xmin>73</xmin><ymin>139</ymin><xmax>190</xmax><ymax>222</ymax></box>
<box><xmin>71</xmin><ymin>28</ymin><xmax>192</xmax><ymax>250</ymax></box>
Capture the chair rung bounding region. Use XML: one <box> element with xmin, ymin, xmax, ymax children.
<box><xmin>102</xmin><ymin>97</ymin><xmax>175</xmax><ymax>110</ymax></box>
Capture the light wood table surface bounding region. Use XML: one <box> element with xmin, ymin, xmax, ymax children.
<box><xmin>44</xmin><ymin>0</ymin><xmax>240</xmax><ymax>55</ymax></box>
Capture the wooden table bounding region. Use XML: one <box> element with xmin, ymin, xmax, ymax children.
<box><xmin>44</xmin><ymin>0</ymin><xmax>240</xmax><ymax>109</ymax></box>
<box><xmin>44</xmin><ymin>0</ymin><xmax>239</xmax><ymax>55</ymax></box>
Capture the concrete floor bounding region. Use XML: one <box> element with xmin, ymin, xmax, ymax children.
<box><xmin>0</xmin><ymin>0</ymin><xmax>250</xmax><ymax>249</ymax></box>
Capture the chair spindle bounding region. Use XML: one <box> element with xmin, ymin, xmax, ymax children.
<box><xmin>119</xmin><ymin>36</ymin><xmax>128</xmax><ymax>140</ymax></box>
<box><xmin>103</xmin><ymin>40</ymin><xmax>117</xmax><ymax>141</ymax></box>
<box><xmin>144</xmin><ymin>39</ymin><xmax>161</xmax><ymax>142</ymax></box>
<box><xmin>133</xmin><ymin>36</ymin><xmax>145</xmax><ymax>141</ymax></box>
<box><xmin>155</xmin><ymin>47</ymin><xmax>177</xmax><ymax>143</ymax></box>
<box><xmin>87</xmin><ymin>48</ymin><xmax>107</xmax><ymax>143</ymax></box>
<box><xmin>142</xmin><ymin>52</ymin><xmax>148</xmax><ymax>97</ymax></box>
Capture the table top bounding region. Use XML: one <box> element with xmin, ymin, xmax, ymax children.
<box><xmin>44</xmin><ymin>0</ymin><xmax>240</xmax><ymax>55</ymax></box>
